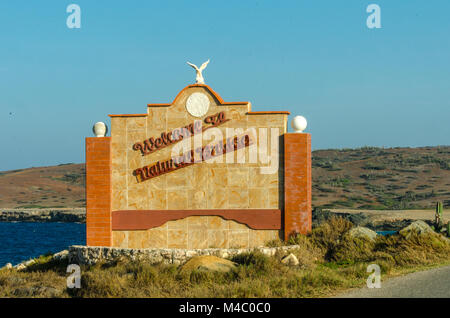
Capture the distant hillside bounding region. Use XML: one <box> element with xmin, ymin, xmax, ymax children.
<box><xmin>0</xmin><ymin>164</ymin><xmax>85</xmax><ymax>209</ymax></box>
<box><xmin>312</xmin><ymin>146</ymin><xmax>450</xmax><ymax>210</ymax></box>
<box><xmin>0</xmin><ymin>146</ymin><xmax>449</xmax><ymax>209</ymax></box>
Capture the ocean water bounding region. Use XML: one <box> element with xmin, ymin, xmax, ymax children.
<box><xmin>0</xmin><ymin>222</ymin><xmax>85</xmax><ymax>267</ymax></box>
<box><xmin>376</xmin><ymin>230</ymin><xmax>398</xmax><ymax>236</ymax></box>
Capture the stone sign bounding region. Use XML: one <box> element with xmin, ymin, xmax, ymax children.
<box><xmin>85</xmin><ymin>83</ymin><xmax>311</xmax><ymax>249</ymax></box>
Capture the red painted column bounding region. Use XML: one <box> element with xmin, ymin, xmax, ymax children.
<box><xmin>284</xmin><ymin>133</ymin><xmax>312</xmax><ymax>240</ymax></box>
<box><xmin>85</xmin><ymin>137</ymin><xmax>112</xmax><ymax>246</ymax></box>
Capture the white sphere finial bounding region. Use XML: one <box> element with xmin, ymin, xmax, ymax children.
<box><xmin>291</xmin><ymin>116</ymin><xmax>307</xmax><ymax>133</ymax></box>
<box><xmin>93</xmin><ymin>122</ymin><xmax>108</xmax><ymax>137</ymax></box>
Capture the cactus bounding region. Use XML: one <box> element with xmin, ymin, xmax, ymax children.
<box><xmin>435</xmin><ymin>202</ymin><xmax>443</xmax><ymax>229</ymax></box>
<box><xmin>447</xmin><ymin>222</ymin><xmax>450</xmax><ymax>237</ymax></box>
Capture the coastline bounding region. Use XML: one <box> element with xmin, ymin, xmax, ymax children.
<box><xmin>0</xmin><ymin>208</ymin><xmax>85</xmax><ymax>223</ymax></box>
<box><xmin>0</xmin><ymin>208</ymin><xmax>444</xmax><ymax>229</ymax></box>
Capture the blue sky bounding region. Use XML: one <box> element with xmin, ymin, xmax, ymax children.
<box><xmin>0</xmin><ymin>1</ymin><xmax>449</xmax><ymax>171</ymax></box>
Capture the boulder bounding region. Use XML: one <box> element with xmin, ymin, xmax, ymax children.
<box><xmin>180</xmin><ymin>255</ymin><xmax>237</xmax><ymax>273</ymax></box>
<box><xmin>399</xmin><ymin>220</ymin><xmax>434</xmax><ymax>237</ymax></box>
<box><xmin>53</xmin><ymin>250</ymin><xmax>69</xmax><ymax>261</ymax></box>
<box><xmin>347</xmin><ymin>226</ymin><xmax>378</xmax><ymax>241</ymax></box>
<box><xmin>14</xmin><ymin>263</ymin><xmax>26</xmax><ymax>271</ymax></box>
<box><xmin>24</xmin><ymin>259</ymin><xmax>35</xmax><ymax>266</ymax></box>
<box><xmin>281</xmin><ymin>253</ymin><xmax>299</xmax><ymax>266</ymax></box>
<box><xmin>1</xmin><ymin>263</ymin><xmax>12</xmax><ymax>270</ymax></box>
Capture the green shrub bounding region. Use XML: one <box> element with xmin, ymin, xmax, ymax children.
<box><xmin>329</xmin><ymin>236</ymin><xmax>376</xmax><ymax>263</ymax></box>
<box><xmin>231</xmin><ymin>251</ymin><xmax>272</xmax><ymax>275</ymax></box>
<box><xmin>310</xmin><ymin>217</ymin><xmax>354</xmax><ymax>254</ymax></box>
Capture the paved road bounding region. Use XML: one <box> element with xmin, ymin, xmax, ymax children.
<box><xmin>335</xmin><ymin>265</ymin><xmax>450</xmax><ymax>298</ymax></box>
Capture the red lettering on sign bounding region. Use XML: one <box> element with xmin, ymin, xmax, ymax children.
<box><xmin>132</xmin><ymin>112</ymin><xmax>229</xmax><ymax>156</ymax></box>
<box><xmin>133</xmin><ymin>133</ymin><xmax>254</xmax><ymax>182</ymax></box>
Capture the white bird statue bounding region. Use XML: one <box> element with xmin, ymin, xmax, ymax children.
<box><xmin>186</xmin><ymin>59</ymin><xmax>210</xmax><ymax>84</ymax></box>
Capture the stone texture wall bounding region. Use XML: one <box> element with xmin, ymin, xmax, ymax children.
<box><xmin>112</xmin><ymin>216</ymin><xmax>280</xmax><ymax>249</ymax></box>
<box><xmin>108</xmin><ymin>85</ymin><xmax>289</xmax><ymax>248</ymax></box>
<box><xmin>110</xmin><ymin>86</ymin><xmax>287</xmax><ymax>212</ymax></box>
<box><xmin>68</xmin><ymin>244</ymin><xmax>301</xmax><ymax>266</ymax></box>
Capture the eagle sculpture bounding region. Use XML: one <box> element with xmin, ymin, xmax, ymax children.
<box><xmin>186</xmin><ymin>59</ymin><xmax>210</xmax><ymax>84</ymax></box>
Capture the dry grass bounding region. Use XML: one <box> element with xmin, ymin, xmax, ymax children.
<box><xmin>0</xmin><ymin>254</ymin><xmax>68</xmax><ymax>297</ymax></box>
<box><xmin>1</xmin><ymin>217</ymin><xmax>449</xmax><ymax>298</ymax></box>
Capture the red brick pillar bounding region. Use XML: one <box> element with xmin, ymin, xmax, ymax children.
<box><xmin>85</xmin><ymin>137</ymin><xmax>112</xmax><ymax>246</ymax></box>
<box><xmin>284</xmin><ymin>133</ymin><xmax>312</xmax><ymax>240</ymax></box>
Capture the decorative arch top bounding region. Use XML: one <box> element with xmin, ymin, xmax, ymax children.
<box><xmin>147</xmin><ymin>84</ymin><xmax>250</xmax><ymax>108</ymax></box>
<box><xmin>109</xmin><ymin>84</ymin><xmax>289</xmax><ymax>117</ymax></box>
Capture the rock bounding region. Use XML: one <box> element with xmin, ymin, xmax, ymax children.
<box><xmin>217</xmin><ymin>250</ymin><xmax>229</xmax><ymax>259</ymax></box>
<box><xmin>347</xmin><ymin>226</ymin><xmax>378</xmax><ymax>241</ymax></box>
<box><xmin>399</xmin><ymin>220</ymin><xmax>434</xmax><ymax>237</ymax></box>
<box><xmin>53</xmin><ymin>250</ymin><xmax>69</xmax><ymax>261</ymax></box>
<box><xmin>312</xmin><ymin>209</ymin><xmax>371</xmax><ymax>228</ymax></box>
<box><xmin>281</xmin><ymin>253</ymin><xmax>299</xmax><ymax>266</ymax></box>
<box><xmin>68</xmin><ymin>244</ymin><xmax>302</xmax><ymax>266</ymax></box>
<box><xmin>14</xmin><ymin>263</ymin><xmax>26</xmax><ymax>271</ymax></box>
<box><xmin>0</xmin><ymin>208</ymin><xmax>85</xmax><ymax>223</ymax></box>
<box><xmin>370</xmin><ymin>219</ymin><xmax>412</xmax><ymax>231</ymax></box>
<box><xmin>1</xmin><ymin>263</ymin><xmax>12</xmax><ymax>270</ymax></box>
<box><xmin>24</xmin><ymin>259</ymin><xmax>35</xmax><ymax>266</ymax></box>
<box><xmin>179</xmin><ymin>255</ymin><xmax>237</xmax><ymax>273</ymax></box>
<box><xmin>260</xmin><ymin>248</ymin><xmax>276</xmax><ymax>257</ymax></box>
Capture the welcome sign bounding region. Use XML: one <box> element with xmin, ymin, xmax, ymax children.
<box><xmin>132</xmin><ymin>111</ymin><xmax>255</xmax><ymax>182</ymax></box>
<box><xmin>132</xmin><ymin>111</ymin><xmax>229</xmax><ymax>157</ymax></box>
<box><xmin>85</xmin><ymin>76</ymin><xmax>311</xmax><ymax>249</ymax></box>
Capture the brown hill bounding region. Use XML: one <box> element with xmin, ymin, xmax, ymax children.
<box><xmin>0</xmin><ymin>146</ymin><xmax>449</xmax><ymax>210</ymax></box>
<box><xmin>312</xmin><ymin>146</ymin><xmax>450</xmax><ymax>210</ymax></box>
<box><xmin>0</xmin><ymin>164</ymin><xmax>85</xmax><ymax>209</ymax></box>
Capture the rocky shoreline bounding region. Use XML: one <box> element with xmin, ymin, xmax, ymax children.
<box><xmin>0</xmin><ymin>208</ymin><xmax>434</xmax><ymax>230</ymax></box>
<box><xmin>3</xmin><ymin>219</ymin><xmax>447</xmax><ymax>271</ymax></box>
<box><xmin>0</xmin><ymin>208</ymin><xmax>85</xmax><ymax>223</ymax></box>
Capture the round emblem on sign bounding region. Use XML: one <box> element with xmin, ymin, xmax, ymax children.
<box><xmin>186</xmin><ymin>92</ymin><xmax>210</xmax><ymax>117</ymax></box>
